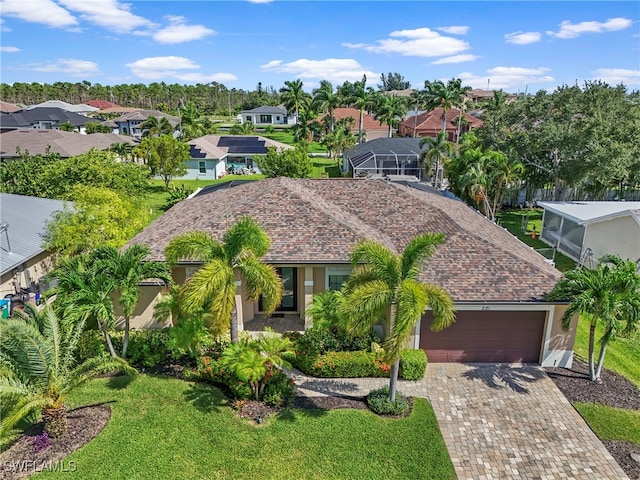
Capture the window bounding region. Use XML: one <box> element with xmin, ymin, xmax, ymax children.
<box><xmin>199</xmin><ymin>161</ymin><xmax>206</xmax><ymax>174</ymax></box>
<box><xmin>260</xmin><ymin>114</ymin><xmax>272</xmax><ymax>123</ymax></box>
<box><xmin>326</xmin><ymin>267</ymin><xmax>351</xmax><ymax>291</ymax></box>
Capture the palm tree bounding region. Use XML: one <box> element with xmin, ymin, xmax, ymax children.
<box><xmin>0</xmin><ymin>305</ymin><xmax>133</xmax><ymax>437</ymax></box>
<box><xmin>141</xmin><ymin>115</ymin><xmax>173</xmax><ymax>137</ymax></box>
<box><xmin>373</xmin><ymin>94</ymin><xmax>408</xmax><ymax>137</ymax></box>
<box><xmin>342</xmin><ymin>76</ymin><xmax>375</xmax><ymax>144</ymax></box>
<box><xmin>460</xmin><ymin>161</ymin><xmax>494</xmax><ymax>220</ymax></box>
<box><xmin>164</xmin><ymin>217</ymin><xmax>283</xmax><ymax>343</ymax></box>
<box><xmin>420</xmin><ymin>131</ymin><xmax>454</xmax><ymax>188</ymax></box>
<box><xmin>49</xmin><ymin>254</ymin><xmax>119</xmax><ymax>357</ymax></box>
<box><xmin>291</xmin><ymin>107</ymin><xmax>318</xmax><ymax>143</ymax></box>
<box><xmin>109</xmin><ymin>142</ymin><xmax>133</xmax><ymax>162</ymax></box>
<box><xmin>490</xmin><ymin>153</ymin><xmax>524</xmax><ymax>215</ymax></box>
<box><xmin>547</xmin><ymin>255</ymin><xmax>640</xmax><ymax>381</ymax></box>
<box><xmin>312</xmin><ymin>80</ymin><xmax>341</xmax><ymax>132</ymax></box>
<box><xmin>279</xmin><ymin>80</ymin><xmax>311</xmax><ymax>121</ymax></box>
<box><xmin>341</xmin><ymin>234</ymin><xmax>455</xmax><ymax>401</ymax></box>
<box><xmin>422</xmin><ymin>78</ymin><xmax>470</xmax><ymax>134</ymax></box>
<box><xmin>93</xmin><ymin>245</ymin><xmax>172</xmax><ymax>359</ymax></box>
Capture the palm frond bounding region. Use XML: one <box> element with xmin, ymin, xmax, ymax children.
<box><xmin>224</xmin><ymin>217</ymin><xmax>270</xmax><ymax>261</ymax></box>
<box><xmin>350</xmin><ymin>240</ymin><xmax>400</xmax><ymax>287</ymax></box>
<box><xmin>422</xmin><ymin>283</ymin><xmax>456</xmax><ymax>332</ymax></box>
<box><xmin>238</xmin><ymin>255</ymin><xmax>283</xmax><ymax>316</ymax></box>
<box><xmin>0</xmin><ymin>395</ymin><xmax>49</xmax><ymax>437</ymax></box>
<box><xmin>400</xmin><ymin>233</ymin><xmax>445</xmax><ymax>280</ymax></box>
<box><xmin>341</xmin><ymin>280</ymin><xmax>393</xmax><ymax>335</ymax></box>
<box><xmin>164</xmin><ymin>231</ymin><xmax>224</xmax><ymax>267</ymax></box>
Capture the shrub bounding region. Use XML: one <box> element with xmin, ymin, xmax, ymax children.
<box><xmin>367</xmin><ymin>387</ymin><xmax>409</xmax><ymax>416</ymax></box>
<box><xmin>262</xmin><ymin>370</ymin><xmax>295</xmax><ymax>407</ymax></box>
<box><xmin>167</xmin><ymin>318</ymin><xmax>215</xmax><ymax>359</ymax></box>
<box><xmin>297</xmin><ymin>350</ymin><xmax>390</xmax><ymax>378</ymax></box>
<box><xmin>294</xmin><ymin>326</ymin><xmax>380</xmax><ymax>357</ymax></box>
<box><xmin>400</xmin><ymin>349</ymin><xmax>428</xmax><ymax>380</ymax></box>
<box><xmin>124</xmin><ymin>329</ymin><xmax>172</xmax><ymax>368</ymax></box>
<box><xmin>76</xmin><ymin>330</ymin><xmax>109</xmax><ymax>363</ymax></box>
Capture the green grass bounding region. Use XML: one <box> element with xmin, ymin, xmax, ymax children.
<box><xmin>572</xmin><ymin>317</ymin><xmax>640</xmax><ymax>388</ymax></box>
<box><xmin>311</xmin><ymin>158</ymin><xmax>343</xmax><ymax>178</ymax></box>
<box><xmin>261</xmin><ymin>131</ymin><xmax>327</xmax><ymax>153</ymax></box>
<box><xmin>34</xmin><ymin>375</ymin><xmax>454</xmax><ymax>480</ymax></box>
<box><xmin>496</xmin><ymin>208</ymin><xmax>576</xmax><ymax>272</ymax></box>
<box><xmin>573</xmin><ymin>403</ymin><xmax>640</xmax><ymax>445</ymax></box>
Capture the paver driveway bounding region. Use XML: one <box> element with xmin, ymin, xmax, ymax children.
<box><xmin>291</xmin><ymin>363</ymin><xmax>628</xmax><ymax>479</ymax></box>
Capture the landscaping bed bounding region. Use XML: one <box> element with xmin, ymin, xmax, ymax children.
<box><xmin>546</xmin><ymin>359</ymin><xmax>640</xmax><ymax>479</ymax></box>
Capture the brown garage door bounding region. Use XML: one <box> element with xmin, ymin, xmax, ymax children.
<box><xmin>420</xmin><ymin>310</ymin><xmax>546</xmax><ymax>363</ymax></box>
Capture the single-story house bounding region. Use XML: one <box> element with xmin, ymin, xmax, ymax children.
<box><xmin>343</xmin><ymin>137</ymin><xmax>425</xmax><ymax>179</ymax></box>
<box><xmin>111</xmin><ymin>109</ymin><xmax>180</xmax><ymax>138</ymax></box>
<box><xmin>182</xmin><ymin>135</ymin><xmax>294</xmax><ymax>179</ymax></box>
<box><xmin>26</xmin><ymin>100</ymin><xmax>99</xmax><ymax>115</ymax></box>
<box><xmin>0</xmin><ymin>193</ymin><xmax>66</xmax><ymax>300</ymax></box>
<box><xmin>0</xmin><ymin>107</ymin><xmax>93</xmax><ymax>134</ymax></box>
<box><xmin>126</xmin><ymin>177</ymin><xmax>576</xmax><ymax>367</ymax></box>
<box><xmin>325</xmin><ymin>107</ymin><xmax>390</xmax><ymax>141</ymax></box>
<box><xmin>239</xmin><ymin>106</ymin><xmax>294</xmax><ymax>126</ymax></box>
<box><xmin>398</xmin><ymin>107</ymin><xmax>483</xmax><ymax>141</ymax></box>
<box><xmin>0</xmin><ymin>129</ymin><xmax>138</xmax><ymax>160</ymax></box>
<box><xmin>538</xmin><ymin>201</ymin><xmax>640</xmax><ymax>266</ymax></box>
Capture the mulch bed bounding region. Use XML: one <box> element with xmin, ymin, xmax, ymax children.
<box><xmin>546</xmin><ymin>359</ymin><xmax>640</xmax><ymax>479</ymax></box>
<box><xmin>0</xmin><ymin>405</ymin><xmax>110</xmax><ymax>480</ymax></box>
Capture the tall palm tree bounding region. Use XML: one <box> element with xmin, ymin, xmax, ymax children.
<box><xmin>422</xmin><ymin>78</ymin><xmax>470</xmax><ymax>134</ymax></box>
<box><xmin>420</xmin><ymin>131</ymin><xmax>454</xmax><ymax>188</ymax></box>
<box><xmin>312</xmin><ymin>80</ymin><xmax>341</xmax><ymax>132</ymax></box>
<box><xmin>0</xmin><ymin>305</ymin><xmax>133</xmax><ymax>437</ymax></box>
<box><xmin>341</xmin><ymin>234</ymin><xmax>455</xmax><ymax>401</ymax></box>
<box><xmin>164</xmin><ymin>217</ymin><xmax>283</xmax><ymax>343</ymax></box>
<box><xmin>279</xmin><ymin>80</ymin><xmax>311</xmax><ymax>121</ymax></box>
<box><xmin>460</xmin><ymin>161</ymin><xmax>494</xmax><ymax>220</ymax></box>
<box><xmin>343</xmin><ymin>76</ymin><xmax>375</xmax><ymax>144</ymax></box>
<box><xmin>373</xmin><ymin>94</ymin><xmax>408</xmax><ymax>137</ymax></box>
<box><xmin>490</xmin><ymin>153</ymin><xmax>524</xmax><ymax>215</ymax></box>
<box><xmin>93</xmin><ymin>245</ymin><xmax>172</xmax><ymax>359</ymax></box>
<box><xmin>547</xmin><ymin>254</ymin><xmax>640</xmax><ymax>381</ymax></box>
<box><xmin>49</xmin><ymin>254</ymin><xmax>119</xmax><ymax>357</ymax></box>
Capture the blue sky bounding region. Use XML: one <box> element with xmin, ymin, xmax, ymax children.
<box><xmin>1</xmin><ymin>1</ymin><xmax>638</xmax><ymax>93</ymax></box>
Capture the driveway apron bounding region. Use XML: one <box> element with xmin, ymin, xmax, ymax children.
<box><xmin>291</xmin><ymin>363</ymin><xmax>628</xmax><ymax>479</ymax></box>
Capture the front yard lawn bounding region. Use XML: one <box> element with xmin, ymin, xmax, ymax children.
<box><xmin>35</xmin><ymin>375</ymin><xmax>455</xmax><ymax>480</ymax></box>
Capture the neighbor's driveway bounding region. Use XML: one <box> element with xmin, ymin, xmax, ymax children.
<box><xmin>292</xmin><ymin>363</ymin><xmax>628</xmax><ymax>479</ymax></box>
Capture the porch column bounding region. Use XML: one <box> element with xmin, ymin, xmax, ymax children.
<box><xmin>303</xmin><ymin>267</ymin><xmax>314</xmax><ymax>330</ymax></box>
<box><xmin>234</xmin><ymin>275</ymin><xmax>244</xmax><ymax>332</ymax></box>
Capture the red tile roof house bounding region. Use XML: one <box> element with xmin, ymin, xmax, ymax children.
<box><xmin>324</xmin><ymin>107</ymin><xmax>390</xmax><ymax>141</ymax></box>
<box><xmin>398</xmin><ymin>107</ymin><xmax>483</xmax><ymax>142</ymax></box>
<box><xmin>126</xmin><ymin>177</ymin><xmax>577</xmax><ymax>368</ymax></box>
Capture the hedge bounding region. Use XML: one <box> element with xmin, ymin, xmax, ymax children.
<box><xmin>399</xmin><ymin>349</ymin><xmax>428</xmax><ymax>380</ymax></box>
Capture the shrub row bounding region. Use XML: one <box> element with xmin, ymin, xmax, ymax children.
<box><xmin>399</xmin><ymin>349</ymin><xmax>428</xmax><ymax>380</ymax></box>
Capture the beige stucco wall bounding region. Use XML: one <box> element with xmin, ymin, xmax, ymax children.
<box><xmin>313</xmin><ymin>267</ymin><xmax>326</xmax><ymax>293</ymax></box>
<box><xmin>115</xmin><ymin>285</ymin><xmax>170</xmax><ymax>330</ymax></box>
<box><xmin>547</xmin><ymin>304</ymin><xmax>578</xmax><ymax>351</ymax></box>
<box><xmin>583</xmin><ymin>216</ymin><xmax>640</xmax><ymax>263</ymax></box>
<box><xmin>0</xmin><ymin>251</ymin><xmax>57</xmax><ymax>298</ymax></box>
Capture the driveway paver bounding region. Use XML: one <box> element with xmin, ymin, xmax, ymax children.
<box><xmin>290</xmin><ymin>363</ymin><xmax>628</xmax><ymax>480</ymax></box>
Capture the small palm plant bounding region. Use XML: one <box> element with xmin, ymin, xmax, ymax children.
<box><xmin>0</xmin><ymin>305</ymin><xmax>134</xmax><ymax>438</ymax></box>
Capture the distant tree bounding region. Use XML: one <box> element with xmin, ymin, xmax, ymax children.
<box><xmin>373</xmin><ymin>94</ymin><xmax>408</xmax><ymax>137</ymax></box>
<box><xmin>312</xmin><ymin>80</ymin><xmax>341</xmax><ymax>132</ymax></box>
<box><xmin>339</xmin><ymin>76</ymin><xmax>376</xmax><ymax>144</ymax></box>
<box><xmin>0</xmin><ymin>150</ymin><xmax>60</xmax><ymax>197</ymax></box>
<box><xmin>279</xmin><ymin>80</ymin><xmax>311</xmax><ymax>120</ymax></box>
<box><xmin>547</xmin><ymin>255</ymin><xmax>640</xmax><ymax>381</ymax></box>
<box><xmin>133</xmin><ymin>135</ymin><xmax>189</xmax><ymax>189</ymax></box>
<box><xmin>141</xmin><ymin>115</ymin><xmax>174</xmax><ymax>137</ymax></box>
<box><xmin>254</xmin><ymin>145</ymin><xmax>312</xmax><ymax>178</ymax></box>
<box><xmin>85</xmin><ymin>121</ymin><xmax>113</xmax><ymax>134</ymax></box>
<box><xmin>230</xmin><ymin>122</ymin><xmax>256</xmax><ymax>135</ymax></box>
<box><xmin>44</xmin><ymin>185</ymin><xmax>150</xmax><ymax>256</ymax></box>
<box><xmin>323</xmin><ymin>117</ymin><xmax>356</xmax><ymax>159</ymax></box>
<box><xmin>378</xmin><ymin>72</ymin><xmax>411</xmax><ymax>91</ymax></box>
<box><xmin>420</xmin><ymin>131</ymin><xmax>454</xmax><ymax>188</ymax></box>
<box><xmin>109</xmin><ymin>142</ymin><xmax>133</xmax><ymax>162</ymax></box>
<box><xmin>58</xmin><ymin>121</ymin><xmax>76</xmax><ymax>132</ymax></box>
<box><xmin>421</xmin><ymin>78</ymin><xmax>470</xmax><ymax>133</ymax></box>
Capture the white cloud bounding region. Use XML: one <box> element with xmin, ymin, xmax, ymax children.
<box><xmin>261</xmin><ymin>58</ymin><xmax>377</xmax><ymax>84</ymax></box>
<box><xmin>0</xmin><ymin>0</ymin><xmax>77</xmax><ymax>28</ymax></box>
<box><xmin>437</xmin><ymin>26</ymin><xmax>469</xmax><ymax>35</ymax></box>
<box><xmin>505</xmin><ymin>31</ymin><xmax>541</xmax><ymax>45</ymax></box>
<box><xmin>457</xmin><ymin>66</ymin><xmax>554</xmax><ymax>90</ymax></box>
<box><xmin>431</xmin><ymin>54</ymin><xmax>479</xmax><ymax>65</ymax></box>
<box><xmin>126</xmin><ymin>56</ymin><xmax>236</xmax><ymax>83</ymax></box>
<box><xmin>591</xmin><ymin>68</ymin><xmax>640</xmax><ymax>87</ymax></box>
<box><xmin>547</xmin><ymin>17</ymin><xmax>632</xmax><ymax>39</ymax></box>
<box><xmin>58</xmin><ymin>0</ymin><xmax>154</xmax><ymax>34</ymax></box>
<box><xmin>1</xmin><ymin>46</ymin><xmax>20</xmax><ymax>53</ymax></box>
<box><xmin>152</xmin><ymin>15</ymin><xmax>215</xmax><ymax>44</ymax></box>
<box><xmin>343</xmin><ymin>27</ymin><xmax>469</xmax><ymax>57</ymax></box>
<box><xmin>30</xmin><ymin>59</ymin><xmax>99</xmax><ymax>76</ymax></box>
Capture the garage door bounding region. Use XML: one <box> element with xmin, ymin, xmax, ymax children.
<box><xmin>420</xmin><ymin>310</ymin><xmax>546</xmax><ymax>363</ymax></box>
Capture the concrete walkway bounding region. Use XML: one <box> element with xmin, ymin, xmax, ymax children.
<box><xmin>290</xmin><ymin>364</ymin><xmax>628</xmax><ymax>480</ymax></box>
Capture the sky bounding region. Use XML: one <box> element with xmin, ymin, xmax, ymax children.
<box><xmin>0</xmin><ymin>1</ymin><xmax>639</xmax><ymax>94</ymax></box>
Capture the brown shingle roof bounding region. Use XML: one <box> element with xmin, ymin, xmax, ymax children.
<box><xmin>331</xmin><ymin>107</ymin><xmax>388</xmax><ymax>132</ymax></box>
<box><xmin>399</xmin><ymin>107</ymin><xmax>482</xmax><ymax>133</ymax></box>
<box><xmin>127</xmin><ymin>178</ymin><xmax>561</xmax><ymax>302</ymax></box>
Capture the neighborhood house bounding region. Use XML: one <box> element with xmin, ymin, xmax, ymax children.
<box><xmin>126</xmin><ymin>178</ymin><xmax>576</xmax><ymax>368</ymax></box>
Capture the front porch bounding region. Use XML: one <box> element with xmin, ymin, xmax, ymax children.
<box><xmin>244</xmin><ymin>313</ymin><xmax>305</xmax><ymax>334</ymax></box>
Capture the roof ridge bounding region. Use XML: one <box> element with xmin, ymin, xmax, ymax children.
<box><xmin>280</xmin><ymin>177</ymin><xmax>398</xmax><ymax>252</ymax></box>
<box><xmin>391</xmin><ymin>182</ymin><xmax>560</xmax><ymax>276</ymax></box>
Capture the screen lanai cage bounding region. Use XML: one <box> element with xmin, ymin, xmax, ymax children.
<box><xmin>349</xmin><ymin>149</ymin><xmax>424</xmax><ymax>179</ymax></box>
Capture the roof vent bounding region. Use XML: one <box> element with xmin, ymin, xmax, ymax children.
<box><xmin>0</xmin><ymin>222</ymin><xmax>10</xmax><ymax>253</ymax></box>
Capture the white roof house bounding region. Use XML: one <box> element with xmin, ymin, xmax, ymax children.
<box><xmin>538</xmin><ymin>201</ymin><xmax>640</xmax><ymax>267</ymax></box>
